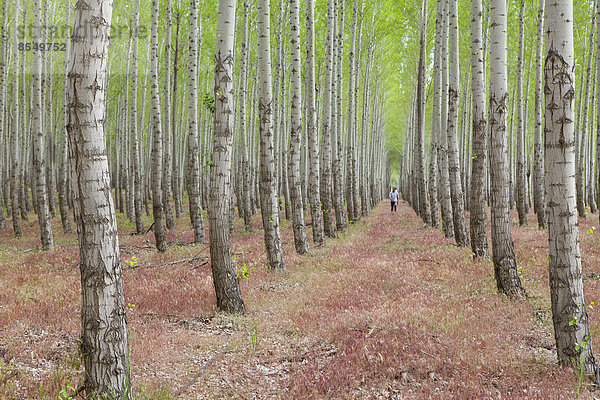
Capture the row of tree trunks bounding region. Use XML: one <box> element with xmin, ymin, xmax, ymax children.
<box><xmin>403</xmin><ymin>0</ymin><xmax>597</xmax><ymax>382</ymax></box>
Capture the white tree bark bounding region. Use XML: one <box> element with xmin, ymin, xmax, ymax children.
<box><xmin>0</xmin><ymin>0</ymin><xmax>8</xmax><ymax>230</ymax></box>
<box><xmin>288</xmin><ymin>0</ymin><xmax>309</xmax><ymax>254</ymax></box>
<box><xmin>515</xmin><ymin>0</ymin><xmax>527</xmax><ymax>225</ymax></box>
<box><xmin>306</xmin><ymin>0</ymin><xmax>325</xmax><ymax>245</ymax></box>
<box><xmin>58</xmin><ymin>0</ymin><xmax>72</xmax><ymax>234</ymax></box>
<box><xmin>429</xmin><ymin>0</ymin><xmax>443</xmax><ymax>229</ymax></box>
<box><xmin>239</xmin><ymin>1</ymin><xmax>253</xmax><ymax>232</ymax></box>
<box><xmin>10</xmin><ymin>0</ymin><xmax>21</xmax><ymax>237</ymax></box>
<box><xmin>332</xmin><ymin>0</ymin><xmax>348</xmax><ymax>232</ymax></box>
<box><xmin>545</xmin><ymin>0</ymin><xmax>597</xmax><ymax>377</ymax></box>
<box><xmin>438</xmin><ymin>0</ymin><xmax>454</xmax><ymax>238</ymax></box>
<box><xmin>172</xmin><ymin>10</ymin><xmax>183</xmax><ymax>219</ymax></box>
<box><xmin>150</xmin><ymin>0</ymin><xmax>167</xmax><ymax>252</ymax></box>
<box><xmin>416</xmin><ymin>0</ymin><xmax>430</xmax><ymax>225</ymax></box>
<box><xmin>469</xmin><ymin>0</ymin><xmax>489</xmax><ymax>258</ymax></box>
<box><xmin>533</xmin><ymin>0</ymin><xmax>547</xmax><ymax>229</ymax></box>
<box><xmin>130</xmin><ymin>0</ymin><xmax>144</xmax><ymax>234</ymax></box>
<box><xmin>577</xmin><ymin>2</ymin><xmax>597</xmax><ymax>219</ymax></box>
<box><xmin>162</xmin><ymin>0</ymin><xmax>175</xmax><ymax>231</ymax></box>
<box><xmin>320</xmin><ymin>0</ymin><xmax>337</xmax><ymax>238</ymax></box>
<box><xmin>446</xmin><ymin>0</ymin><xmax>468</xmax><ymax>246</ymax></box>
<box><xmin>67</xmin><ymin>0</ymin><xmax>131</xmax><ymax>396</ymax></box>
<box><xmin>187</xmin><ymin>0</ymin><xmax>206</xmax><ymax>243</ymax></box>
<box><xmin>32</xmin><ymin>0</ymin><xmax>54</xmax><ymax>251</ymax></box>
<box><xmin>488</xmin><ymin>0</ymin><xmax>524</xmax><ymax>298</ymax></box>
<box><xmin>209</xmin><ymin>0</ymin><xmax>246</xmax><ymax>313</ymax></box>
<box><xmin>258</xmin><ymin>0</ymin><xmax>285</xmax><ymax>270</ymax></box>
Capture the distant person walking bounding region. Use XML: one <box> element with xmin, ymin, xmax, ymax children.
<box><xmin>389</xmin><ymin>187</ymin><xmax>399</xmax><ymax>212</ymax></box>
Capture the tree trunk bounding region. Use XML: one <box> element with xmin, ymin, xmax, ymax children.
<box><xmin>545</xmin><ymin>0</ymin><xmax>598</xmax><ymax>377</ymax></box>
<box><xmin>172</xmin><ymin>9</ymin><xmax>183</xmax><ymax>219</ymax></box>
<box><xmin>446</xmin><ymin>0</ymin><xmax>469</xmax><ymax>246</ymax></box>
<box><xmin>0</xmin><ymin>0</ymin><xmax>8</xmax><ymax>230</ymax></box>
<box><xmin>239</xmin><ymin>1</ymin><xmax>253</xmax><ymax>232</ymax></box>
<box><xmin>306</xmin><ymin>0</ymin><xmax>325</xmax><ymax>245</ymax></box>
<box><xmin>67</xmin><ymin>0</ymin><xmax>131</xmax><ymax>396</ymax></box>
<box><xmin>162</xmin><ymin>0</ymin><xmax>175</xmax><ymax>231</ymax></box>
<box><xmin>58</xmin><ymin>0</ymin><xmax>72</xmax><ymax>234</ymax></box>
<box><xmin>130</xmin><ymin>0</ymin><xmax>144</xmax><ymax>234</ymax></box>
<box><xmin>577</xmin><ymin>3</ymin><xmax>597</xmax><ymax>219</ymax></box>
<box><xmin>429</xmin><ymin>0</ymin><xmax>443</xmax><ymax>229</ymax></box>
<box><xmin>416</xmin><ymin>0</ymin><xmax>431</xmax><ymax>225</ymax></box>
<box><xmin>187</xmin><ymin>0</ymin><xmax>206</xmax><ymax>243</ymax></box>
<box><xmin>469</xmin><ymin>0</ymin><xmax>489</xmax><ymax>258</ymax></box>
<box><xmin>32</xmin><ymin>0</ymin><xmax>54</xmax><ymax>251</ymax></box>
<box><xmin>150</xmin><ymin>0</ymin><xmax>167</xmax><ymax>252</ymax></box>
<box><xmin>488</xmin><ymin>0</ymin><xmax>524</xmax><ymax>298</ymax></box>
<box><xmin>10</xmin><ymin>0</ymin><xmax>21</xmax><ymax>237</ymax></box>
<box><xmin>345</xmin><ymin>0</ymin><xmax>358</xmax><ymax>224</ymax></box>
<box><xmin>320</xmin><ymin>0</ymin><xmax>337</xmax><ymax>238</ymax></box>
<box><xmin>533</xmin><ymin>0</ymin><xmax>547</xmax><ymax>229</ymax></box>
<box><xmin>258</xmin><ymin>0</ymin><xmax>285</xmax><ymax>271</ymax></box>
<box><xmin>209</xmin><ymin>0</ymin><xmax>246</xmax><ymax>313</ymax></box>
<box><xmin>288</xmin><ymin>0</ymin><xmax>310</xmax><ymax>254</ymax></box>
<box><xmin>351</xmin><ymin>0</ymin><xmax>362</xmax><ymax>221</ymax></box>
<box><xmin>332</xmin><ymin>0</ymin><xmax>348</xmax><ymax>232</ymax></box>
<box><xmin>438</xmin><ymin>0</ymin><xmax>454</xmax><ymax>238</ymax></box>
<box><xmin>515</xmin><ymin>0</ymin><xmax>527</xmax><ymax>226</ymax></box>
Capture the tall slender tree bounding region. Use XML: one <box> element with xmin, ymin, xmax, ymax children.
<box><xmin>288</xmin><ymin>0</ymin><xmax>310</xmax><ymax>254</ymax></box>
<box><xmin>0</xmin><ymin>0</ymin><xmax>8</xmax><ymax>230</ymax></box>
<box><xmin>438</xmin><ymin>0</ymin><xmax>454</xmax><ymax>238</ymax></box>
<box><xmin>533</xmin><ymin>0</ymin><xmax>547</xmax><ymax>229</ymax></box>
<box><xmin>320</xmin><ymin>0</ymin><xmax>337</xmax><ymax>238</ymax></box>
<box><xmin>258</xmin><ymin>0</ymin><xmax>285</xmax><ymax>270</ymax></box>
<box><xmin>545</xmin><ymin>0</ymin><xmax>598</xmax><ymax>377</ymax></box>
<box><xmin>209</xmin><ymin>0</ymin><xmax>246</xmax><ymax>313</ymax></box>
<box><xmin>488</xmin><ymin>0</ymin><xmax>524</xmax><ymax>298</ymax></box>
<box><xmin>58</xmin><ymin>0</ymin><xmax>72</xmax><ymax>234</ymax></box>
<box><xmin>577</xmin><ymin>2</ymin><xmax>597</xmax><ymax>219</ymax></box>
<box><xmin>163</xmin><ymin>0</ymin><xmax>175</xmax><ymax>231</ymax></box>
<box><xmin>150</xmin><ymin>0</ymin><xmax>167</xmax><ymax>252</ymax></box>
<box><xmin>239</xmin><ymin>1</ymin><xmax>253</xmax><ymax>232</ymax></box>
<box><xmin>188</xmin><ymin>0</ymin><xmax>206</xmax><ymax>243</ymax></box>
<box><xmin>416</xmin><ymin>0</ymin><xmax>431</xmax><ymax>225</ymax></box>
<box><xmin>469</xmin><ymin>0</ymin><xmax>489</xmax><ymax>258</ymax></box>
<box><xmin>446</xmin><ymin>0</ymin><xmax>469</xmax><ymax>246</ymax></box>
<box><xmin>172</xmin><ymin>7</ymin><xmax>183</xmax><ymax>219</ymax></box>
<box><xmin>32</xmin><ymin>0</ymin><xmax>54</xmax><ymax>251</ymax></box>
<box><xmin>306</xmin><ymin>0</ymin><xmax>325</xmax><ymax>245</ymax></box>
<box><xmin>130</xmin><ymin>0</ymin><xmax>144</xmax><ymax>234</ymax></box>
<box><xmin>515</xmin><ymin>0</ymin><xmax>527</xmax><ymax>225</ymax></box>
<box><xmin>333</xmin><ymin>0</ymin><xmax>348</xmax><ymax>232</ymax></box>
<box><xmin>429</xmin><ymin>0</ymin><xmax>443</xmax><ymax>229</ymax></box>
<box><xmin>10</xmin><ymin>0</ymin><xmax>21</xmax><ymax>237</ymax></box>
<box><xmin>67</xmin><ymin>0</ymin><xmax>131</xmax><ymax>396</ymax></box>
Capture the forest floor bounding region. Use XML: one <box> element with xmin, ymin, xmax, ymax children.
<box><xmin>2</xmin><ymin>200</ymin><xmax>600</xmax><ymax>399</ymax></box>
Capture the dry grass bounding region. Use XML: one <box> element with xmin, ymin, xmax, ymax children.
<box><xmin>1</xmin><ymin>200</ymin><xmax>599</xmax><ymax>399</ymax></box>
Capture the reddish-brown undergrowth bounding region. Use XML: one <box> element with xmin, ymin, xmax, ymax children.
<box><xmin>1</xmin><ymin>201</ymin><xmax>599</xmax><ymax>398</ymax></box>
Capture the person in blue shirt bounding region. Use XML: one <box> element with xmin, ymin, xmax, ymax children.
<box><xmin>389</xmin><ymin>187</ymin><xmax>399</xmax><ymax>212</ymax></box>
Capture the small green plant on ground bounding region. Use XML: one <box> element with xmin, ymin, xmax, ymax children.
<box><xmin>57</xmin><ymin>384</ymin><xmax>77</xmax><ymax>400</ymax></box>
<box><xmin>249</xmin><ymin>324</ymin><xmax>260</xmax><ymax>355</ymax></box>
<box><xmin>237</xmin><ymin>262</ymin><xmax>250</xmax><ymax>284</ymax></box>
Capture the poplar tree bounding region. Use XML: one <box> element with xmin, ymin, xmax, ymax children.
<box><xmin>67</xmin><ymin>0</ymin><xmax>132</xmax><ymax>395</ymax></box>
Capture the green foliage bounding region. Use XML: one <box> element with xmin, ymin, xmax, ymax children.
<box><xmin>237</xmin><ymin>262</ymin><xmax>250</xmax><ymax>284</ymax></box>
<box><xmin>57</xmin><ymin>385</ymin><xmax>77</xmax><ymax>400</ymax></box>
<box><xmin>202</xmin><ymin>92</ymin><xmax>215</xmax><ymax>113</ymax></box>
<box><xmin>124</xmin><ymin>256</ymin><xmax>138</xmax><ymax>268</ymax></box>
